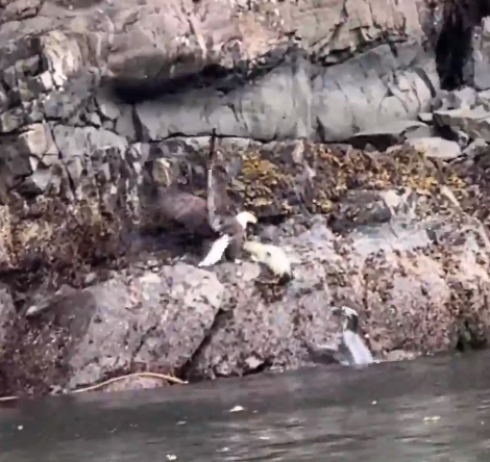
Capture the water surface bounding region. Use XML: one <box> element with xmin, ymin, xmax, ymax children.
<box><xmin>1</xmin><ymin>352</ymin><xmax>489</xmax><ymax>461</ymax></box>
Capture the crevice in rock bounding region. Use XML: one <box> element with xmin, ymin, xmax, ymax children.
<box><xmin>131</xmin><ymin>320</ymin><xmax>160</xmax><ymax>360</ymax></box>
<box><xmin>455</xmin><ymin>320</ymin><xmax>488</xmax><ymax>352</ymax></box>
<box><xmin>178</xmin><ymin>308</ymin><xmax>232</xmax><ymax>382</ymax></box>
<box><xmin>63</xmin><ymin>118</ymin><xmax>106</xmax><ymax>130</ymax></box>
<box><xmin>316</xmin><ymin>116</ymin><xmax>327</xmax><ymax>142</ymax></box>
<box><xmin>131</xmin><ymin>105</ymin><xmax>144</xmax><ymax>142</ymax></box>
<box><xmin>255</xmin><ymin>213</ymin><xmax>288</xmax><ymax>227</ymax></box>
<box><xmin>107</xmin><ymin>50</ymin><xmax>283</xmax><ymax>104</ymax></box>
<box><xmin>311</xmin><ymin>32</ymin><xmax>405</xmax><ymax>67</ymax></box>
<box><xmin>413</xmin><ymin>67</ymin><xmax>438</xmax><ymax>99</ymax></box>
<box><xmin>51</xmin><ymin>129</ymin><xmax>78</xmax><ymax>198</ymax></box>
<box><xmin>324</xmin><ymin>0</ymin><xmax>348</xmax><ymax>54</ymax></box>
<box><xmin>435</xmin><ymin>0</ymin><xmax>490</xmax><ymax>90</ymax></box>
<box><xmin>241</xmin><ymin>357</ymin><xmax>273</xmax><ymax>376</ymax></box>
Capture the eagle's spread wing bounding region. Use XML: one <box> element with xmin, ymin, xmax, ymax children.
<box><xmin>207</xmin><ymin>129</ymin><xmax>232</xmax><ymax>232</ymax></box>
<box><xmin>198</xmin><ymin>234</ymin><xmax>232</xmax><ymax>267</ymax></box>
<box><xmin>158</xmin><ymin>189</ymin><xmax>211</xmax><ymax>234</ymax></box>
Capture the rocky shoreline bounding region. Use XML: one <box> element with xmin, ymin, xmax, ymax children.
<box><xmin>2</xmin><ymin>0</ymin><xmax>490</xmax><ymax>398</ymax></box>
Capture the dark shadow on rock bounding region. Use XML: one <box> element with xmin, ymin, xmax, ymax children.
<box><xmin>436</xmin><ymin>0</ymin><xmax>490</xmax><ymax>90</ymax></box>
<box><xmin>106</xmin><ymin>34</ymin><xmax>427</xmax><ymax>105</ymax></box>
<box><xmin>0</xmin><ymin>289</ymin><xmax>97</xmax><ymax>396</ymax></box>
<box><xmin>48</xmin><ymin>0</ymin><xmax>105</xmax><ymax>9</ymax></box>
<box><xmin>105</xmin><ymin>44</ymin><xmax>296</xmax><ymax>105</ymax></box>
<box><xmin>304</xmin><ymin>340</ymin><xmax>340</xmax><ymax>366</ymax></box>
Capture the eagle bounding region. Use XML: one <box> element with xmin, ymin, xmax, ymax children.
<box><xmin>156</xmin><ymin>129</ymin><xmax>257</xmax><ymax>267</ymax></box>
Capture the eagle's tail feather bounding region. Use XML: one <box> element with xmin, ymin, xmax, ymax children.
<box><xmin>198</xmin><ymin>234</ymin><xmax>231</xmax><ymax>268</ymax></box>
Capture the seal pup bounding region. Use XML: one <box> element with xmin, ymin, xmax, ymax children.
<box><xmin>242</xmin><ymin>240</ymin><xmax>295</xmax><ymax>283</ymax></box>
<box><xmin>331</xmin><ymin>306</ymin><xmax>374</xmax><ymax>366</ymax></box>
<box><xmin>156</xmin><ymin>129</ymin><xmax>257</xmax><ymax>267</ymax></box>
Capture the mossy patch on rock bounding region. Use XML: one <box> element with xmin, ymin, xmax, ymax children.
<box><xmin>230</xmin><ymin>142</ymin><xmax>472</xmax><ymax>222</ymax></box>
<box><xmin>0</xmin><ymin>196</ymin><xmax>129</xmax><ymax>292</ymax></box>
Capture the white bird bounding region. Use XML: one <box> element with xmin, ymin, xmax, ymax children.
<box><xmin>331</xmin><ymin>306</ymin><xmax>374</xmax><ymax>366</ymax></box>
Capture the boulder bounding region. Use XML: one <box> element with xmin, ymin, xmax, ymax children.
<box><xmin>406</xmin><ymin>137</ymin><xmax>462</xmax><ymax>160</ymax></box>
<box><xmin>1</xmin><ymin>264</ymin><xmax>224</xmax><ymax>394</ymax></box>
<box><xmin>349</xmin><ymin>121</ymin><xmax>433</xmax><ymax>151</ymax></box>
<box><xmin>433</xmin><ymin>105</ymin><xmax>490</xmax><ymax>142</ymax></box>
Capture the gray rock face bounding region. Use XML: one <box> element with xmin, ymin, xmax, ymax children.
<box><xmin>133</xmin><ymin>41</ymin><xmax>437</xmax><ymax>143</ymax></box>
<box><xmin>434</xmin><ymin>105</ymin><xmax>490</xmax><ymax>142</ymax></box>
<box><xmin>67</xmin><ymin>264</ymin><xmax>224</xmax><ymax>388</ymax></box>
<box><xmin>189</xmin><ymin>207</ymin><xmax>490</xmax><ymax>378</ymax></box>
<box><xmin>2</xmin><ymin>0</ymin><xmax>490</xmax><ymax>397</ymax></box>
<box><xmin>433</xmin><ymin>87</ymin><xmax>478</xmax><ymax>111</ymax></box>
<box><xmin>349</xmin><ymin>120</ymin><xmax>433</xmax><ymax>151</ymax></box>
<box><xmin>473</xmin><ymin>17</ymin><xmax>490</xmax><ymax>91</ymax></box>
<box><xmin>2</xmin><ymin>130</ymin><xmax>490</xmax><ymax>394</ymax></box>
<box><xmin>189</xmin><ymin>223</ymin><xmax>343</xmax><ymax>378</ymax></box>
<box><xmin>0</xmin><ymin>285</ymin><xmax>15</xmax><ymax>350</ymax></box>
<box><xmin>0</xmin><ymin>0</ymin><xmax>439</xmax><ymax>204</ymax></box>
<box><xmin>406</xmin><ymin>137</ymin><xmax>461</xmax><ymax>160</ymax></box>
<box><xmin>2</xmin><ymin>264</ymin><xmax>223</xmax><ymax>392</ymax></box>
<box><xmin>4</xmin><ymin>188</ymin><xmax>490</xmax><ymax>392</ymax></box>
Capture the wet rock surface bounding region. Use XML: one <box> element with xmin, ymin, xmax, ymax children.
<box><xmin>2</xmin><ymin>143</ymin><xmax>490</xmax><ymax>396</ymax></box>
<box><xmin>2</xmin><ymin>263</ymin><xmax>224</xmax><ymax>394</ymax></box>
<box><xmin>188</xmin><ymin>198</ymin><xmax>490</xmax><ymax>378</ymax></box>
<box><xmin>0</xmin><ymin>285</ymin><xmax>15</xmax><ymax>349</ymax></box>
<box><xmin>2</xmin><ymin>0</ymin><xmax>490</xmax><ymax>397</ymax></box>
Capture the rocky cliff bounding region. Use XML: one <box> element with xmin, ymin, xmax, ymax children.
<box><xmin>2</xmin><ymin>0</ymin><xmax>490</xmax><ymax>398</ymax></box>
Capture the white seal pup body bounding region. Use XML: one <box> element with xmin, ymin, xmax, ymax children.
<box><xmin>243</xmin><ymin>241</ymin><xmax>294</xmax><ymax>281</ymax></box>
<box><xmin>331</xmin><ymin>306</ymin><xmax>374</xmax><ymax>366</ymax></box>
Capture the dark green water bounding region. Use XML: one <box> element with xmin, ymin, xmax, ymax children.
<box><xmin>1</xmin><ymin>352</ymin><xmax>490</xmax><ymax>461</ymax></box>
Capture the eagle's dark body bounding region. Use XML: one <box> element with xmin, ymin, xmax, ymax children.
<box><xmin>156</xmin><ymin>189</ymin><xmax>246</xmax><ymax>260</ymax></box>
